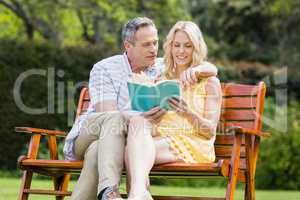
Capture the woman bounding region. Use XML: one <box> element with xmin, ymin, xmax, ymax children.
<box><xmin>125</xmin><ymin>21</ymin><xmax>222</xmax><ymax>200</ymax></box>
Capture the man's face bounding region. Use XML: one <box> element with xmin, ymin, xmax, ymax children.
<box><xmin>125</xmin><ymin>26</ymin><xmax>159</xmax><ymax>71</ymax></box>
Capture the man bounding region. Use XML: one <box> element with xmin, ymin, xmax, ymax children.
<box><xmin>64</xmin><ymin>17</ymin><xmax>217</xmax><ymax>200</ymax></box>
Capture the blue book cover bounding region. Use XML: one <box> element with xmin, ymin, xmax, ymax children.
<box><xmin>127</xmin><ymin>80</ymin><xmax>180</xmax><ymax>112</ymax></box>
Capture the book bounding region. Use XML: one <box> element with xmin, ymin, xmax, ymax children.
<box><xmin>127</xmin><ymin>79</ymin><xmax>180</xmax><ymax>112</ymax></box>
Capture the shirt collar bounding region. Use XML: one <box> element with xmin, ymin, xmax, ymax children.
<box><xmin>123</xmin><ymin>52</ymin><xmax>133</xmax><ymax>76</ymax></box>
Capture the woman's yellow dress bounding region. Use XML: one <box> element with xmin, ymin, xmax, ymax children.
<box><xmin>155</xmin><ymin>79</ymin><xmax>216</xmax><ymax>163</ymax></box>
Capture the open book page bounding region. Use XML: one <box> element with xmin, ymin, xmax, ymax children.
<box><xmin>155</xmin><ymin>80</ymin><xmax>180</xmax><ymax>109</ymax></box>
<box><xmin>127</xmin><ymin>75</ymin><xmax>180</xmax><ymax>112</ymax></box>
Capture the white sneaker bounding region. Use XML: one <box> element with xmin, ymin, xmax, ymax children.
<box><xmin>99</xmin><ymin>186</ymin><xmax>124</xmax><ymax>200</ymax></box>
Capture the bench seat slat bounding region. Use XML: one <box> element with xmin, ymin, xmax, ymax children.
<box><xmin>20</xmin><ymin>159</ymin><xmax>225</xmax><ymax>173</ymax></box>
<box><xmin>21</xmin><ymin>159</ymin><xmax>83</xmax><ymax>169</ymax></box>
<box><xmin>21</xmin><ymin>159</ymin><xmax>221</xmax><ymax>172</ymax></box>
<box><xmin>23</xmin><ymin>189</ymin><xmax>71</xmax><ymax>196</ymax></box>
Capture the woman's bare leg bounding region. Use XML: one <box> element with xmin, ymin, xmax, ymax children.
<box><xmin>126</xmin><ymin>115</ymin><xmax>180</xmax><ymax>198</ymax></box>
<box><xmin>126</xmin><ymin>116</ymin><xmax>155</xmax><ymax>198</ymax></box>
<box><xmin>154</xmin><ymin>137</ymin><xmax>179</xmax><ymax>164</ymax></box>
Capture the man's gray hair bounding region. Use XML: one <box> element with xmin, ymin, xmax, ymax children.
<box><xmin>122</xmin><ymin>17</ymin><xmax>156</xmax><ymax>43</ymax></box>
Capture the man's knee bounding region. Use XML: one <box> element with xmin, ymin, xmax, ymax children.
<box><xmin>105</xmin><ymin>112</ymin><xmax>127</xmax><ymax>124</ymax></box>
<box><xmin>83</xmin><ymin>141</ymin><xmax>98</xmax><ymax>169</ymax></box>
<box><xmin>103</xmin><ymin>112</ymin><xmax>128</xmax><ymax>133</ymax></box>
<box><xmin>97</xmin><ymin>112</ymin><xmax>128</xmax><ymax>141</ymax></box>
<box><xmin>83</xmin><ymin>112</ymin><xmax>126</xmax><ymax>129</ymax></box>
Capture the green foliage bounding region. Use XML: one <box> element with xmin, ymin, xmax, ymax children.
<box><xmin>216</xmin><ymin>60</ymin><xmax>277</xmax><ymax>91</ymax></box>
<box><xmin>189</xmin><ymin>0</ymin><xmax>300</xmax><ymax>68</ymax></box>
<box><xmin>0</xmin><ymin>39</ymin><xmax>119</xmax><ymax>169</ymax></box>
<box><xmin>1</xmin><ymin>0</ymin><xmax>299</xmax><ymax>68</ymax></box>
<box><xmin>0</xmin><ymin>6</ymin><xmax>24</xmax><ymax>39</ymax></box>
<box><xmin>256</xmin><ymin>98</ymin><xmax>300</xmax><ymax>190</ymax></box>
<box><xmin>0</xmin><ymin>0</ymin><xmax>190</xmax><ymax>47</ymax></box>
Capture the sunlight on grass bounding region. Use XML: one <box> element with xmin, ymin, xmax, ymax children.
<box><xmin>1</xmin><ymin>177</ymin><xmax>300</xmax><ymax>200</ymax></box>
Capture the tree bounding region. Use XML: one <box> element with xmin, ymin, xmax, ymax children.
<box><xmin>189</xmin><ymin>0</ymin><xmax>300</xmax><ymax>67</ymax></box>
<box><xmin>267</xmin><ymin>0</ymin><xmax>300</xmax><ymax>68</ymax></box>
<box><xmin>73</xmin><ymin>0</ymin><xmax>127</xmax><ymax>44</ymax></box>
<box><xmin>0</xmin><ymin>0</ymin><xmax>68</xmax><ymax>42</ymax></box>
<box><xmin>0</xmin><ymin>0</ymin><xmax>191</xmax><ymax>46</ymax></box>
<box><xmin>72</xmin><ymin>0</ymin><xmax>190</xmax><ymax>46</ymax></box>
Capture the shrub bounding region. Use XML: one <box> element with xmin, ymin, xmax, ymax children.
<box><xmin>0</xmin><ymin>39</ymin><xmax>119</xmax><ymax>169</ymax></box>
<box><xmin>256</xmin><ymin>99</ymin><xmax>300</xmax><ymax>190</ymax></box>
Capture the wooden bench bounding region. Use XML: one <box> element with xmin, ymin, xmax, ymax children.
<box><xmin>16</xmin><ymin>81</ymin><xmax>271</xmax><ymax>200</ymax></box>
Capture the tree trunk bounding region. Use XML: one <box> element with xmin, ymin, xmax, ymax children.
<box><xmin>25</xmin><ymin>22</ymin><xmax>34</xmax><ymax>40</ymax></box>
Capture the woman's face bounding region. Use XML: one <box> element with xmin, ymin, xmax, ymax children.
<box><xmin>171</xmin><ymin>30</ymin><xmax>194</xmax><ymax>69</ymax></box>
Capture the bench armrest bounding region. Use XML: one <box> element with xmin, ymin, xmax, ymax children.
<box><xmin>227</xmin><ymin>126</ymin><xmax>271</xmax><ymax>138</ymax></box>
<box><xmin>15</xmin><ymin>127</ymin><xmax>67</xmax><ymax>137</ymax></box>
<box><xmin>16</xmin><ymin>127</ymin><xmax>66</xmax><ymax>160</ymax></box>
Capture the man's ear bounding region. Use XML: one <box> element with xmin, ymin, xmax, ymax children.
<box><xmin>123</xmin><ymin>41</ymin><xmax>132</xmax><ymax>51</ymax></box>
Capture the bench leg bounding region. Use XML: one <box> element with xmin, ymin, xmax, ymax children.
<box><xmin>244</xmin><ymin>171</ymin><xmax>255</xmax><ymax>200</ymax></box>
<box><xmin>53</xmin><ymin>174</ymin><xmax>71</xmax><ymax>200</ymax></box>
<box><xmin>225</xmin><ymin>176</ymin><xmax>238</xmax><ymax>200</ymax></box>
<box><xmin>244</xmin><ymin>136</ymin><xmax>257</xmax><ymax>200</ymax></box>
<box><xmin>225</xmin><ymin>134</ymin><xmax>242</xmax><ymax>200</ymax></box>
<box><xmin>18</xmin><ymin>171</ymin><xmax>33</xmax><ymax>200</ymax></box>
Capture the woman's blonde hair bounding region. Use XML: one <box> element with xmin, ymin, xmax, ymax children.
<box><xmin>163</xmin><ymin>21</ymin><xmax>208</xmax><ymax>79</ymax></box>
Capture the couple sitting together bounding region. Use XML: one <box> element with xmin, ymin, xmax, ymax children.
<box><xmin>64</xmin><ymin>17</ymin><xmax>222</xmax><ymax>200</ymax></box>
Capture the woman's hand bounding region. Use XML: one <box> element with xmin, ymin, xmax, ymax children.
<box><xmin>154</xmin><ymin>74</ymin><xmax>163</xmax><ymax>83</ymax></box>
<box><xmin>141</xmin><ymin>106</ymin><xmax>166</xmax><ymax>124</ymax></box>
<box><xmin>179</xmin><ymin>67</ymin><xmax>198</xmax><ymax>88</ymax></box>
<box><xmin>180</xmin><ymin>62</ymin><xmax>217</xmax><ymax>88</ymax></box>
<box><xmin>168</xmin><ymin>96</ymin><xmax>215</xmax><ymax>139</ymax></box>
<box><xmin>168</xmin><ymin>97</ymin><xmax>192</xmax><ymax>117</ymax></box>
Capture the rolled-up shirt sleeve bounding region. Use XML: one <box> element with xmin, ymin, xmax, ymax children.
<box><xmin>89</xmin><ymin>64</ymin><xmax>117</xmax><ymax>105</ymax></box>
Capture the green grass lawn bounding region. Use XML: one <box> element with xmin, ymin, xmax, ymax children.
<box><xmin>1</xmin><ymin>177</ymin><xmax>300</xmax><ymax>200</ymax></box>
